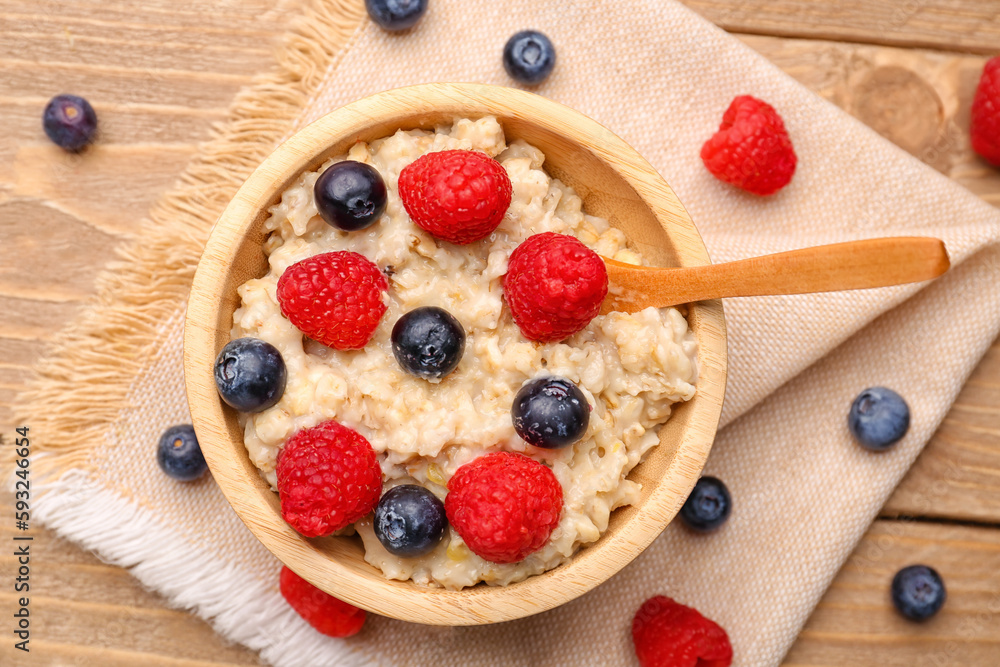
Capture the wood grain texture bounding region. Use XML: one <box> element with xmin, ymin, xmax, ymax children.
<box><xmin>0</xmin><ymin>0</ymin><xmax>296</xmax><ymax>431</ymax></box>
<box><xmin>1</xmin><ymin>0</ymin><xmax>998</xmax><ymax>664</ymax></box>
<box><xmin>691</xmin><ymin>0</ymin><xmax>1000</xmax><ymax>54</ymax></box>
<box><xmin>785</xmin><ymin>521</ymin><xmax>1000</xmax><ymax>666</ymax></box>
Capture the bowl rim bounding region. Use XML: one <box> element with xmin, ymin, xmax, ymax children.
<box><xmin>184</xmin><ymin>82</ymin><xmax>727</xmax><ymax>625</ymax></box>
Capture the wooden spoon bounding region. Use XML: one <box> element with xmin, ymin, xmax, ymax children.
<box><xmin>601</xmin><ymin>236</ymin><xmax>950</xmax><ymax>314</ymax></box>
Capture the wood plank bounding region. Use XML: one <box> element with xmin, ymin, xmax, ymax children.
<box><xmin>0</xmin><ymin>61</ymin><xmax>255</xmax><ymax>110</ymax></box>
<box><xmin>0</xmin><ymin>31</ymin><xmax>272</xmax><ymax>75</ymax></box>
<box><xmin>0</xmin><ymin>198</ymin><xmax>124</xmax><ymax>296</ymax></box>
<box><xmin>685</xmin><ymin>0</ymin><xmax>1000</xmax><ymax>54</ymax></box>
<box><xmin>784</xmin><ymin>520</ymin><xmax>1000</xmax><ymax>665</ymax></box>
<box><xmin>0</xmin><ymin>10</ymin><xmax>278</xmax><ymax>48</ymax></box>
<box><xmin>1</xmin><ymin>0</ymin><xmax>999</xmax><ymax>665</ymax></box>
<box><xmin>0</xmin><ymin>340</ymin><xmax>46</xmax><ymax>377</ymax></box>
<box><xmin>0</xmin><ymin>17</ymin><xmax>272</xmax><ymax>54</ymax></box>
<box><xmin>16</xmin><ymin>596</ymin><xmax>263</xmax><ymax>658</ymax></box>
<box><xmin>8</xmin><ymin>144</ymin><xmax>199</xmax><ymax>233</ymax></box>
<box><xmin>1</xmin><ymin>642</ymin><xmax>260</xmax><ymax>667</ymax></box>
<box><xmin>0</xmin><ymin>0</ymin><xmax>296</xmax><ymax>33</ymax></box>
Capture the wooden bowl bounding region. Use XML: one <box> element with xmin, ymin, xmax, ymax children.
<box><xmin>183</xmin><ymin>82</ymin><xmax>727</xmax><ymax>626</ymax></box>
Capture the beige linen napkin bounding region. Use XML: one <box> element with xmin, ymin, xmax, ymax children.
<box><xmin>17</xmin><ymin>0</ymin><xmax>1000</xmax><ymax>665</ymax></box>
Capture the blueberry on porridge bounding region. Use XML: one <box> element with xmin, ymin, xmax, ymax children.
<box><xmin>223</xmin><ymin>116</ymin><xmax>698</xmax><ymax>589</ymax></box>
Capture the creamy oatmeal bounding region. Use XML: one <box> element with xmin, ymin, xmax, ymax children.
<box><xmin>231</xmin><ymin>117</ymin><xmax>698</xmax><ymax>589</ymax></box>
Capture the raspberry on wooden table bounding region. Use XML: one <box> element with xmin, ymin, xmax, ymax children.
<box><xmin>971</xmin><ymin>56</ymin><xmax>1000</xmax><ymax>166</ymax></box>
<box><xmin>504</xmin><ymin>232</ymin><xmax>608</xmax><ymax>342</ymax></box>
<box><xmin>276</xmin><ymin>251</ymin><xmax>388</xmax><ymax>350</ymax></box>
<box><xmin>632</xmin><ymin>595</ymin><xmax>733</xmax><ymax>667</ymax></box>
<box><xmin>398</xmin><ymin>150</ymin><xmax>513</xmax><ymax>244</ymax></box>
<box><xmin>276</xmin><ymin>421</ymin><xmax>382</xmax><ymax>537</ymax></box>
<box><xmin>279</xmin><ymin>566</ymin><xmax>366</xmax><ymax>638</ymax></box>
<box><xmin>700</xmin><ymin>95</ymin><xmax>797</xmax><ymax>196</ymax></box>
<box><xmin>444</xmin><ymin>452</ymin><xmax>562</xmax><ymax>564</ymax></box>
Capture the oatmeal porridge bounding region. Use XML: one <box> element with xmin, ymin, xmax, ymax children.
<box><xmin>230</xmin><ymin>116</ymin><xmax>698</xmax><ymax>589</ymax></box>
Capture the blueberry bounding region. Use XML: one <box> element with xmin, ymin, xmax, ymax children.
<box><xmin>373</xmin><ymin>484</ymin><xmax>447</xmax><ymax>557</ymax></box>
<box><xmin>848</xmin><ymin>386</ymin><xmax>910</xmax><ymax>451</ymax></box>
<box><xmin>891</xmin><ymin>565</ymin><xmax>946</xmax><ymax>621</ymax></box>
<box><xmin>43</xmin><ymin>94</ymin><xmax>97</xmax><ymax>152</ymax></box>
<box><xmin>157</xmin><ymin>424</ymin><xmax>208</xmax><ymax>481</ymax></box>
<box><xmin>679</xmin><ymin>476</ymin><xmax>731</xmax><ymax>532</ymax></box>
<box><xmin>365</xmin><ymin>0</ymin><xmax>427</xmax><ymax>31</ymax></box>
<box><xmin>503</xmin><ymin>30</ymin><xmax>556</xmax><ymax>85</ymax></box>
<box><xmin>391</xmin><ymin>307</ymin><xmax>465</xmax><ymax>379</ymax></box>
<box><xmin>214</xmin><ymin>338</ymin><xmax>287</xmax><ymax>412</ymax></box>
<box><xmin>314</xmin><ymin>161</ymin><xmax>387</xmax><ymax>232</ymax></box>
<box><xmin>511</xmin><ymin>376</ymin><xmax>590</xmax><ymax>449</ymax></box>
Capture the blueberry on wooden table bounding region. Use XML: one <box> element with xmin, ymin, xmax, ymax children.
<box><xmin>314</xmin><ymin>161</ymin><xmax>387</xmax><ymax>232</ymax></box>
<box><xmin>391</xmin><ymin>306</ymin><xmax>466</xmax><ymax>379</ymax></box>
<box><xmin>848</xmin><ymin>386</ymin><xmax>910</xmax><ymax>451</ymax></box>
<box><xmin>214</xmin><ymin>338</ymin><xmax>287</xmax><ymax>413</ymax></box>
<box><xmin>679</xmin><ymin>476</ymin><xmax>731</xmax><ymax>532</ymax></box>
<box><xmin>43</xmin><ymin>94</ymin><xmax>97</xmax><ymax>152</ymax></box>
<box><xmin>157</xmin><ymin>424</ymin><xmax>208</xmax><ymax>481</ymax></box>
<box><xmin>365</xmin><ymin>0</ymin><xmax>427</xmax><ymax>31</ymax></box>
<box><xmin>503</xmin><ymin>30</ymin><xmax>556</xmax><ymax>85</ymax></box>
<box><xmin>374</xmin><ymin>485</ymin><xmax>448</xmax><ymax>557</ymax></box>
<box><xmin>511</xmin><ymin>376</ymin><xmax>590</xmax><ymax>449</ymax></box>
<box><xmin>891</xmin><ymin>565</ymin><xmax>946</xmax><ymax>621</ymax></box>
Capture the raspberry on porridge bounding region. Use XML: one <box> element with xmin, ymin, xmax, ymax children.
<box><xmin>229</xmin><ymin>116</ymin><xmax>699</xmax><ymax>589</ymax></box>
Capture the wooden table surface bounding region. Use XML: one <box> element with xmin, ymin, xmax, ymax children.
<box><xmin>2</xmin><ymin>1</ymin><xmax>999</xmax><ymax>665</ymax></box>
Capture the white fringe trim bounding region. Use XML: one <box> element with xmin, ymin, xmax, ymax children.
<box><xmin>32</xmin><ymin>466</ymin><xmax>376</xmax><ymax>667</ymax></box>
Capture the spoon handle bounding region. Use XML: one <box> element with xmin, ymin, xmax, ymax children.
<box><xmin>604</xmin><ymin>237</ymin><xmax>950</xmax><ymax>311</ymax></box>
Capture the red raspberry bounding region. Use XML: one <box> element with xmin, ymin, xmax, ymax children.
<box><xmin>445</xmin><ymin>451</ymin><xmax>562</xmax><ymax>564</ymax></box>
<box><xmin>632</xmin><ymin>596</ymin><xmax>733</xmax><ymax>667</ymax></box>
<box><xmin>276</xmin><ymin>421</ymin><xmax>382</xmax><ymax>537</ymax></box>
<box><xmin>276</xmin><ymin>251</ymin><xmax>387</xmax><ymax>350</ymax></box>
<box><xmin>504</xmin><ymin>232</ymin><xmax>608</xmax><ymax>342</ymax></box>
<box><xmin>701</xmin><ymin>95</ymin><xmax>797</xmax><ymax>196</ymax></box>
<box><xmin>398</xmin><ymin>150</ymin><xmax>513</xmax><ymax>244</ymax></box>
<box><xmin>279</xmin><ymin>566</ymin><xmax>366</xmax><ymax>637</ymax></box>
<box><xmin>972</xmin><ymin>56</ymin><xmax>1000</xmax><ymax>166</ymax></box>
